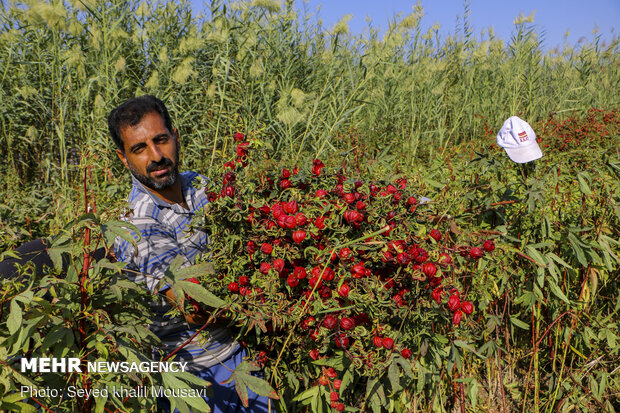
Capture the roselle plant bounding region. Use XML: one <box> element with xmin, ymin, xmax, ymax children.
<box><xmin>189</xmin><ymin>134</ymin><xmax>498</xmax><ymax>411</ymax></box>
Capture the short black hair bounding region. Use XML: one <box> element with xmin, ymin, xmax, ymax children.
<box><xmin>108</xmin><ymin>95</ymin><xmax>173</xmax><ymax>152</ymax></box>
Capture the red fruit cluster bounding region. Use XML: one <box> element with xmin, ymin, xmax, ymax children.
<box><xmin>198</xmin><ymin>133</ymin><xmax>496</xmax><ymax>406</ymax></box>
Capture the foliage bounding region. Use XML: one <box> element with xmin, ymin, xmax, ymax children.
<box><xmin>0</xmin><ymin>0</ymin><xmax>618</xmax><ymax>184</ymax></box>
<box><xmin>195</xmin><ymin>133</ymin><xmax>497</xmax><ymax>411</ymax></box>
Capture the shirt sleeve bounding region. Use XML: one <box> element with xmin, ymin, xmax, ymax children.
<box><xmin>114</xmin><ymin>217</ymin><xmax>194</xmax><ymax>293</ymax></box>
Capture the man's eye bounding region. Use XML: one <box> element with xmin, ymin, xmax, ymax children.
<box><xmin>133</xmin><ymin>146</ymin><xmax>145</xmax><ymax>154</ymax></box>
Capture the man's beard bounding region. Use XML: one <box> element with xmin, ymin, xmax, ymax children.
<box><xmin>128</xmin><ymin>155</ymin><xmax>179</xmax><ymax>190</ymax></box>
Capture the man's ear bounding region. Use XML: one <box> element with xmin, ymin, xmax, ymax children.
<box><xmin>116</xmin><ymin>148</ymin><xmax>129</xmax><ymax>169</ymax></box>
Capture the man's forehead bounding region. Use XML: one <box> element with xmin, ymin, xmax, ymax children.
<box><xmin>120</xmin><ymin>112</ymin><xmax>170</xmax><ymax>142</ymax></box>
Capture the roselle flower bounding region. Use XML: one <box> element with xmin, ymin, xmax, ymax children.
<box><xmin>401</xmin><ymin>348</ymin><xmax>412</xmax><ymax>359</ymax></box>
<box><xmin>319</xmin><ymin>286</ymin><xmax>331</xmax><ymax>298</ymax></box>
<box><xmin>312</xmin><ymin>159</ymin><xmax>325</xmax><ymax>176</ymax></box>
<box><xmin>311</xmin><ymin>266</ymin><xmax>334</xmax><ymax>281</ymax></box>
<box><xmin>351</xmin><ymin>263</ymin><xmax>366</xmax><ymax>278</ymax></box>
<box><xmin>294</xmin><ymin>212</ymin><xmax>308</xmax><ymax>226</ymax></box>
<box><xmin>272</xmin><ymin>203</ymin><xmax>285</xmax><ymax>219</ymax></box>
<box><xmin>206</xmin><ymin>191</ymin><xmax>217</xmax><ymax>202</ymax></box>
<box><xmin>293</xmin><ymin>266</ymin><xmax>307</xmax><ymax>280</ymax></box>
<box><xmin>314</xmin><ymin>216</ymin><xmax>326</xmax><ymax>229</ymax></box>
<box><xmin>224</xmin><ymin>171</ymin><xmax>236</xmax><ymax>183</ymax></box>
<box><xmin>323</xmin><ymin>315</ymin><xmax>338</xmax><ymax>329</ymax></box>
<box><xmin>428</xmin><ymin>275</ymin><xmax>442</xmax><ymax>287</ymax></box>
<box><xmin>259</xmin><ymin>262</ymin><xmax>271</xmax><ymax>274</ymax></box>
<box><xmin>469</xmin><ymin>247</ymin><xmax>484</xmax><ymax>259</ymax></box>
<box><xmin>344</xmin><ymin>193</ymin><xmax>355</xmax><ymax>204</ymax></box>
<box><xmin>340</xmin><ymin>317</ymin><xmax>355</xmax><ymax>330</ymax></box>
<box><xmin>308</xmin><ymin>276</ymin><xmax>322</xmax><ymax>289</ymax></box>
<box><xmin>281</xmin><ymin>168</ymin><xmax>291</xmax><ymax>179</ymax></box>
<box><xmin>273</xmin><ymin>258</ymin><xmax>285</xmax><ymax>273</ymax></box>
<box><xmin>483</xmin><ymin>240</ymin><xmax>495</xmax><ymax>252</ymax></box>
<box><xmin>302</xmin><ymin>317</ymin><xmax>315</xmax><ymax>330</ymax></box>
<box><xmin>461</xmin><ymin>301</ymin><xmax>474</xmax><ymax>315</ymax></box>
<box><xmin>223</xmin><ymin>186</ymin><xmax>235</xmax><ymax>197</ymax></box>
<box><xmin>338</xmin><ymin>247</ymin><xmax>352</xmax><ymax>261</ymax></box>
<box><xmin>259</xmin><ymin>204</ymin><xmax>271</xmax><ymax>215</ymax></box>
<box><xmin>373</xmin><ymin>336</ymin><xmax>383</xmax><ymax>348</ymax></box>
<box><xmin>429</xmin><ymin>229</ymin><xmax>442</xmax><ymax>241</ymax></box>
<box><xmin>309</xmin><ymin>348</ymin><xmax>319</xmax><ymax>359</ymax></box>
<box><xmin>406</xmin><ymin>196</ymin><xmax>417</xmax><ymax>206</ymax></box>
<box><xmin>292</xmin><ymin>230</ymin><xmax>306</xmax><ymax>244</ymax></box>
<box><xmin>325</xmin><ymin>367</ymin><xmax>338</xmax><ymax>378</ymax></box>
<box><xmin>396</xmin><ymin>252</ymin><xmax>410</xmax><ymax>265</ymax></box>
<box><xmin>236</xmin><ymin>142</ymin><xmax>249</xmax><ymax>157</ymax></box>
<box><xmin>453</xmin><ymin>310</ymin><xmax>463</xmax><ymax>326</ymax></box>
<box><xmin>228</xmin><ymin>282</ymin><xmax>239</xmax><ymax>293</ymax></box>
<box><xmin>280</xmin><ymin>179</ymin><xmax>291</xmax><ymax>189</ymax></box>
<box><xmin>246</xmin><ymin>240</ymin><xmax>257</xmax><ymax>254</ymax></box>
<box><xmin>410</xmin><ymin>247</ymin><xmax>429</xmax><ymax>263</ymax></box>
<box><xmin>315</xmin><ymin>189</ymin><xmax>328</xmax><ymax>198</ymax></box>
<box><xmin>448</xmin><ymin>294</ymin><xmax>460</xmax><ymax>312</ymax></box>
<box><xmin>356</xmin><ymin>200</ymin><xmax>366</xmax><ymax>210</ymax></box>
<box><xmin>382</xmin><ymin>251</ymin><xmax>393</xmax><ymax>262</ymax></box>
<box><xmin>337</xmin><ymin>283</ymin><xmax>350</xmax><ymax>298</ymax></box>
<box><xmin>422</xmin><ymin>262</ymin><xmax>437</xmax><ymax>277</ymax></box>
<box><xmin>284</xmin><ymin>200</ymin><xmax>298</xmax><ymax>214</ymax></box>
<box><xmin>260</xmin><ymin>243</ymin><xmax>273</xmax><ymax>255</ymax></box>
<box><xmin>233</xmin><ymin>132</ymin><xmax>245</xmax><ymax>141</ymax></box>
<box><xmin>238</xmin><ymin>275</ymin><xmax>249</xmax><ymax>286</ymax></box>
<box><xmin>438</xmin><ymin>253</ymin><xmax>452</xmax><ymax>265</ymax></box>
<box><xmin>335</xmin><ymin>334</ymin><xmax>349</xmax><ymax>348</ymax></box>
<box><xmin>432</xmin><ymin>287</ymin><xmax>443</xmax><ymax>304</ymax></box>
<box><xmin>287</xmin><ymin>275</ymin><xmax>299</xmax><ymax>288</ymax></box>
<box><xmin>382</xmin><ymin>337</ymin><xmax>394</xmax><ymax>350</ymax></box>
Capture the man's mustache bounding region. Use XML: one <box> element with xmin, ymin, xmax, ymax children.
<box><xmin>146</xmin><ymin>157</ymin><xmax>174</xmax><ymax>173</ymax></box>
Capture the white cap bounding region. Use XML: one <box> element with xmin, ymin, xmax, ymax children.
<box><xmin>496</xmin><ymin>116</ymin><xmax>543</xmax><ymax>163</ymax></box>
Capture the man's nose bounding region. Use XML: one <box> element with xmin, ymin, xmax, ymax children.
<box><xmin>146</xmin><ymin>142</ymin><xmax>164</xmax><ymax>161</ymax></box>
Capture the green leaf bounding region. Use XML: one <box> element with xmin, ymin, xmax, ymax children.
<box><xmin>176</xmin><ymin>262</ymin><xmax>216</xmax><ymax>280</ymax></box>
<box><xmin>525</xmin><ymin>246</ymin><xmax>547</xmax><ymax>268</ymax></box>
<box><xmin>7</xmin><ymin>300</ymin><xmax>22</xmax><ymax>335</ymax></box>
<box><xmin>387</xmin><ymin>360</ymin><xmax>400</xmax><ymax>393</ymax></box>
<box><xmin>223</xmin><ymin>361</ymin><xmax>278</xmax><ymax>404</ymax></box>
<box><xmin>101</xmin><ymin>220</ymin><xmax>140</xmax><ymax>248</ymax></box>
<box><xmin>568</xmin><ymin>233</ymin><xmax>588</xmax><ymax>267</ymax></box>
<box><xmin>161</xmin><ymin>371</ymin><xmax>211</xmax><ymax>413</ymax></box>
<box><xmin>547</xmin><ymin>252</ymin><xmax>573</xmax><ymax>269</ymax></box>
<box><xmin>178</xmin><ymin>281</ymin><xmax>225</xmax><ymax>308</ymax></box>
<box><xmin>510</xmin><ymin>315</ymin><xmax>530</xmax><ymax>330</ymax></box>
<box><xmin>548</xmin><ymin>280</ymin><xmax>570</xmax><ymax>304</ymax></box>
<box><xmin>577</xmin><ymin>173</ymin><xmax>592</xmax><ymax>195</ymax></box>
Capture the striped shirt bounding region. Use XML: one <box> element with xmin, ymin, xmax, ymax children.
<box><xmin>114</xmin><ymin>171</ymin><xmax>239</xmax><ymax>370</ymax></box>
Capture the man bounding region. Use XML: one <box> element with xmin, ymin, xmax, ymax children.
<box><xmin>108</xmin><ymin>95</ymin><xmax>268</xmax><ymax>412</ymax></box>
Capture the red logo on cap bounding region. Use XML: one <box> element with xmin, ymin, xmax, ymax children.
<box><xmin>518</xmin><ymin>131</ymin><xmax>528</xmax><ymax>142</ymax></box>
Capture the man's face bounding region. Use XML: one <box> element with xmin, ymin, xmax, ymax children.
<box><xmin>117</xmin><ymin>111</ymin><xmax>180</xmax><ymax>191</ymax></box>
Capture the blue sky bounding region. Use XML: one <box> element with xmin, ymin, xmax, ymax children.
<box><xmin>192</xmin><ymin>0</ymin><xmax>619</xmax><ymax>49</ymax></box>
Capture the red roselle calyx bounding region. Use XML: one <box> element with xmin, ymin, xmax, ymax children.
<box><xmin>448</xmin><ymin>294</ymin><xmax>460</xmax><ymax>312</ymax></box>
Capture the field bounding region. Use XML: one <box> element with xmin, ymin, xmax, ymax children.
<box><xmin>0</xmin><ymin>0</ymin><xmax>619</xmax><ymax>412</ymax></box>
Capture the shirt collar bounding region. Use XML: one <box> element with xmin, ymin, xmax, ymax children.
<box><xmin>130</xmin><ymin>172</ymin><xmax>194</xmax><ymax>211</ymax></box>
